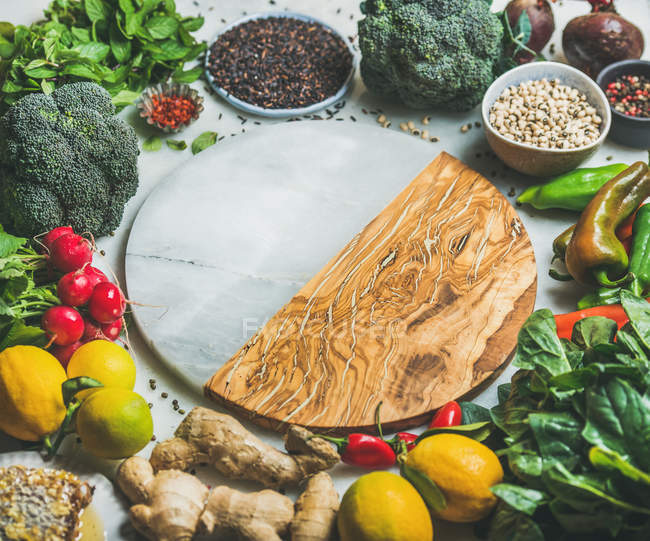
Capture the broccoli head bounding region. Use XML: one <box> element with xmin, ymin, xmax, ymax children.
<box><xmin>0</xmin><ymin>82</ymin><xmax>139</xmax><ymax>238</ymax></box>
<box><xmin>358</xmin><ymin>0</ymin><xmax>505</xmax><ymax>111</ymax></box>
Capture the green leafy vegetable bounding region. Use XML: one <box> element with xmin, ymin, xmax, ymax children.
<box><xmin>191</xmin><ymin>131</ymin><xmax>217</xmax><ymax>155</ymax></box>
<box><xmin>166</xmin><ymin>139</ymin><xmax>186</xmax><ymax>150</ymax></box>
<box><xmin>143</xmin><ymin>135</ymin><xmax>162</xmax><ymax>152</ymax></box>
<box><xmin>0</xmin><ymin>0</ymin><xmax>206</xmax><ymax>113</ymax></box>
<box><xmin>484</xmin><ymin>304</ymin><xmax>650</xmax><ymax>539</ymax></box>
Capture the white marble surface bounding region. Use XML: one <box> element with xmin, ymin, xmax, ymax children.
<box><xmin>1</xmin><ymin>1</ymin><xmax>650</xmax><ymax>540</ymax></box>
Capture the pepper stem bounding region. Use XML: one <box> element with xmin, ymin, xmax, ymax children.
<box><xmin>310</xmin><ymin>434</ymin><xmax>348</xmax><ymax>454</ymax></box>
<box><xmin>549</xmin><ymin>269</ymin><xmax>574</xmax><ymax>281</ymax></box>
<box><xmin>594</xmin><ymin>269</ymin><xmax>634</xmax><ymax>288</ymax></box>
<box><xmin>375</xmin><ymin>401</ymin><xmax>384</xmax><ymax>440</ymax></box>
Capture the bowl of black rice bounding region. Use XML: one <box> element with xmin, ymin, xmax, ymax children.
<box><xmin>204</xmin><ymin>12</ymin><xmax>356</xmax><ymax>118</ymax></box>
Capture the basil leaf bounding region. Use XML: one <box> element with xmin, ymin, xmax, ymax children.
<box><xmin>74</xmin><ymin>41</ymin><xmax>111</xmax><ymax>63</ymax></box>
<box><xmin>41</xmin><ymin>80</ymin><xmax>55</xmax><ymax>94</ymax></box>
<box><xmin>514</xmin><ymin>309</ymin><xmax>572</xmax><ymax>377</ymax></box>
<box><xmin>63</xmin><ymin>62</ymin><xmax>101</xmax><ymax>81</ymax></box>
<box><xmin>85</xmin><ymin>0</ymin><xmax>108</xmax><ymax>23</ymax></box>
<box><xmin>182</xmin><ymin>16</ymin><xmax>204</xmax><ymax>32</ymax></box>
<box><xmin>490</xmin><ymin>484</ymin><xmax>546</xmax><ymax>516</ymax></box>
<box><xmin>125</xmin><ymin>11</ymin><xmax>141</xmax><ymax>36</ymax></box>
<box><xmin>142</xmin><ymin>135</ymin><xmax>162</xmax><ymax>152</ymax></box>
<box><xmin>145</xmin><ymin>16</ymin><xmax>179</xmax><ymax>39</ymax></box>
<box><xmin>166</xmin><ymin>139</ymin><xmax>187</xmax><ymax>151</ymax></box>
<box><xmin>23</xmin><ymin>59</ymin><xmax>58</xmax><ymax>79</ymax></box>
<box><xmin>109</xmin><ymin>25</ymin><xmax>131</xmax><ymax>64</ymax></box>
<box><xmin>191</xmin><ymin>131</ymin><xmax>217</xmax><ymax>154</ymax></box>
<box><xmin>111</xmin><ymin>88</ymin><xmax>140</xmax><ymax>107</ymax></box>
<box><xmin>172</xmin><ymin>65</ymin><xmax>202</xmax><ymax>83</ymax></box>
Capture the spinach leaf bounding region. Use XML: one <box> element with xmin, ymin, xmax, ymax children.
<box><xmin>513</xmin><ymin>309</ymin><xmax>572</xmax><ymax>376</ymax></box>
<box><xmin>488</xmin><ymin>503</ymin><xmax>545</xmax><ymax>541</ymax></box>
<box><xmin>497</xmin><ymin>383</ymin><xmax>511</xmax><ymax>404</ymax></box>
<box><xmin>621</xmin><ymin>290</ymin><xmax>650</xmax><ymax>350</ymax></box>
<box><xmin>459</xmin><ymin>401</ymin><xmax>491</xmax><ymax>424</ymax></box>
<box><xmin>588</xmin><ymin>446</ymin><xmax>650</xmax><ymax>486</ymax></box>
<box><xmin>529</xmin><ymin>412</ymin><xmax>584</xmax><ymax>470</ymax></box>
<box><xmin>583</xmin><ymin>378</ymin><xmax>650</xmax><ymax>471</ymax></box>
<box><xmin>191</xmin><ymin>131</ymin><xmax>218</xmax><ymax>155</ymax></box>
<box><xmin>490</xmin><ymin>483</ymin><xmax>546</xmax><ymax>516</ymax></box>
<box><xmin>548</xmin><ymin>499</ymin><xmax>623</xmax><ymax>537</ymax></box>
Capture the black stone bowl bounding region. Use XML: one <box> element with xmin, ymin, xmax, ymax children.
<box><xmin>596</xmin><ymin>60</ymin><xmax>650</xmax><ymax>149</ymax></box>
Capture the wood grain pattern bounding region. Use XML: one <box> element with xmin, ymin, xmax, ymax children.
<box><xmin>205</xmin><ymin>152</ymin><xmax>537</xmax><ymax>433</ymax></box>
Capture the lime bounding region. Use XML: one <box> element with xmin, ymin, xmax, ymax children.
<box><xmin>338</xmin><ymin>471</ymin><xmax>433</xmax><ymax>541</ymax></box>
<box><xmin>0</xmin><ymin>346</ymin><xmax>67</xmax><ymax>441</ymax></box>
<box><xmin>66</xmin><ymin>340</ymin><xmax>135</xmax><ymax>399</ymax></box>
<box><xmin>406</xmin><ymin>433</ymin><xmax>504</xmax><ymax>522</ymax></box>
<box><xmin>76</xmin><ymin>388</ymin><xmax>153</xmax><ymax>459</ymax></box>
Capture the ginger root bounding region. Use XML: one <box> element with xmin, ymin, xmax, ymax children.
<box><xmin>199</xmin><ymin>485</ymin><xmax>294</xmax><ymax>541</ymax></box>
<box><xmin>116</xmin><ymin>456</ymin><xmax>208</xmax><ymax>541</ymax></box>
<box><xmin>149</xmin><ymin>407</ymin><xmax>339</xmax><ymax>488</ymax></box>
<box><xmin>290</xmin><ymin>472</ymin><xmax>339</xmax><ymax>541</ymax></box>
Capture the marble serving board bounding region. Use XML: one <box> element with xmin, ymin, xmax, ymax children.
<box><xmin>126</xmin><ymin>123</ymin><xmax>536</xmax><ymax>432</ymax></box>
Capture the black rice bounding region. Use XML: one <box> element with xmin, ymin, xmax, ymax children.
<box><xmin>207</xmin><ymin>16</ymin><xmax>353</xmax><ymax>109</ymax></box>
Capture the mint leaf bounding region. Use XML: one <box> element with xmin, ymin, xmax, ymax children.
<box><xmin>191</xmin><ymin>131</ymin><xmax>217</xmax><ymax>155</ymax></box>
<box><xmin>166</xmin><ymin>139</ymin><xmax>187</xmax><ymax>151</ymax></box>
<box><xmin>142</xmin><ymin>135</ymin><xmax>162</xmax><ymax>152</ymax></box>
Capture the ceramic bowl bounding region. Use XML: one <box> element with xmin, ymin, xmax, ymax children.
<box><xmin>481</xmin><ymin>62</ymin><xmax>611</xmax><ymax>177</ymax></box>
<box><xmin>136</xmin><ymin>82</ymin><xmax>204</xmax><ymax>133</ymax></box>
<box><xmin>596</xmin><ymin>60</ymin><xmax>650</xmax><ymax>149</ymax></box>
<box><xmin>204</xmin><ymin>12</ymin><xmax>357</xmax><ymax>118</ymax></box>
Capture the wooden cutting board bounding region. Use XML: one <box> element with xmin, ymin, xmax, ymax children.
<box><xmin>206</xmin><ymin>152</ymin><xmax>536</xmax><ymax>432</ymax></box>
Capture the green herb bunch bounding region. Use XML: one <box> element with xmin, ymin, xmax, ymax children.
<box><xmin>0</xmin><ymin>0</ymin><xmax>206</xmax><ymax>113</ymax></box>
<box><xmin>0</xmin><ymin>226</ymin><xmax>59</xmax><ymax>350</ymax></box>
<box><xmin>485</xmin><ymin>292</ymin><xmax>650</xmax><ymax>540</ymax></box>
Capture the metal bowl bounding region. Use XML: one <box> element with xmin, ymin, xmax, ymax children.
<box><xmin>203</xmin><ymin>12</ymin><xmax>357</xmax><ymax>118</ymax></box>
<box><xmin>136</xmin><ymin>82</ymin><xmax>204</xmax><ymax>133</ymax></box>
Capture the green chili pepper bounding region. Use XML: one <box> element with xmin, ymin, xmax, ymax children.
<box><xmin>565</xmin><ymin>162</ymin><xmax>650</xmax><ymax>287</ymax></box>
<box><xmin>518</xmin><ymin>163</ymin><xmax>629</xmax><ymax>211</ymax></box>
<box><xmin>577</xmin><ymin>287</ymin><xmax>622</xmax><ymax>310</ymax></box>
<box><xmin>628</xmin><ymin>204</ymin><xmax>650</xmax><ymax>297</ymax></box>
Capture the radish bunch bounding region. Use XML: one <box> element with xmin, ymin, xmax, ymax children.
<box><xmin>40</xmin><ymin>227</ymin><xmax>126</xmax><ymax>367</ymax></box>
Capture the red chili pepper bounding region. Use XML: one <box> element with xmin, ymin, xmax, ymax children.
<box><xmin>554</xmin><ymin>300</ymin><xmax>650</xmax><ymax>340</ymax></box>
<box><xmin>319</xmin><ymin>433</ymin><xmax>396</xmax><ymax>469</ymax></box>
<box><xmin>429</xmin><ymin>401</ymin><xmax>462</xmax><ymax>429</ymax></box>
<box><xmin>616</xmin><ymin>202</ymin><xmax>648</xmax><ymax>242</ymax></box>
<box><xmin>386</xmin><ymin>431</ymin><xmax>418</xmax><ymax>454</ymax></box>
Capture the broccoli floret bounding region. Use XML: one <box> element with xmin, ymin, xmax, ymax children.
<box><xmin>358</xmin><ymin>0</ymin><xmax>505</xmax><ymax>111</ymax></box>
<box><xmin>0</xmin><ymin>82</ymin><xmax>139</xmax><ymax>238</ymax></box>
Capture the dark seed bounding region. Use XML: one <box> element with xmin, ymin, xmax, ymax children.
<box><xmin>179</xmin><ymin>409</ymin><xmax>186</xmax><ymax>415</ymax></box>
<box><xmin>508</xmin><ymin>187</ymin><xmax>516</xmax><ymax>197</ymax></box>
<box><xmin>161</xmin><ymin>392</ymin><xmax>168</xmax><ymax>399</ymax></box>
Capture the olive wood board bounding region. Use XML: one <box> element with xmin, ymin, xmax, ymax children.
<box><xmin>205</xmin><ymin>151</ymin><xmax>537</xmax><ymax>432</ymax></box>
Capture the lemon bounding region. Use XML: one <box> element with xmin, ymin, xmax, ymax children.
<box><xmin>406</xmin><ymin>433</ymin><xmax>504</xmax><ymax>523</ymax></box>
<box><xmin>0</xmin><ymin>346</ymin><xmax>67</xmax><ymax>441</ymax></box>
<box><xmin>76</xmin><ymin>388</ymin><xmax>153</xmax><ymax>459</ymax></box>
<box><xmin>338</xmin><ymin>471</ymin><xmax>433</xmax><ymax>541</ymax></box>
<box><xmin>66</xmin><ymin>340</ymin><xmax>135</xmax><ymax>399</ymax></box>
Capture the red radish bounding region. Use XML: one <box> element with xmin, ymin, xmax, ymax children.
<box><xmin>42</xmin><ymin>226</ymin><xmax>74</xmax><ymax>252</ymax></box>
<box><xmin>101</xmin><ymin>318</ymin><xmax>123</xmax><ymax>341</ymax></box>
<box><xmin>57</xmin><ymin>271</ymin><xmax>94</xmax><ymax>306</ymax></box>
<box><xmin>50</xmin><ymin>234</ymin><xmax>93</xmax><ymax>273</ymax></box>
<box><xmin>42</xmin><ymin>306</ymin><xmax>85</xmax><ymax>346</ymax></box>
<box><xmin>83</xmin><ymin>266</ymin><xmax>109</xmax><ymax>289</ymax></box>
<box><xmin>88</xmin><ymin>282</ymin><xmax>126</xmax><ymax>323</ymax></box>
<box><xmin>82</xmin><ymin>318</ymin><xmax>106</xmax><ymax>342</ymax></box>
<box><xmin>50</xmin><ymin>341</ymin><xmax>82</xmax><ymax>368</ymax></box>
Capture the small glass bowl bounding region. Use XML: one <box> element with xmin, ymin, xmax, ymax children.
<box><xmin>136</xmin><ymin>82</ymin><xmax>204</xmax><ymax>133</ymax></box>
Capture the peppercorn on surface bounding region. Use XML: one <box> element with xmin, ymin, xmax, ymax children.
<box><xmin>0</xmin><ymin>465</ymin><xmax>92</xmax><ymax>541</ymax></box>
